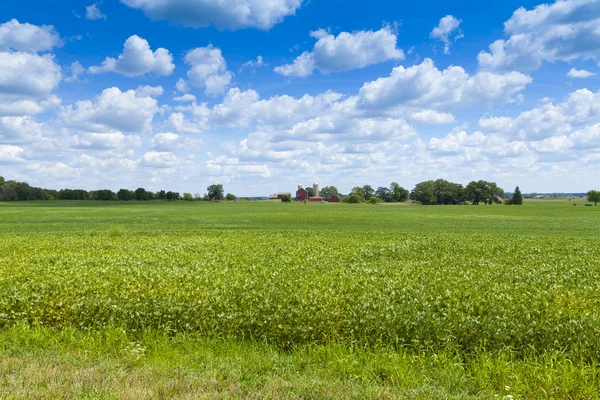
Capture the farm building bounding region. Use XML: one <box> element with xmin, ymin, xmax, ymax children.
<box><xmin>309</xmin><ymin>182</ymin><xmax>324</xmax><ymax>202</ymax></box>
<box><xmin>296</xmin><ymin>185</ymin><xmax>310</xmax><ymax>201</ymax></box>
<box><xmin>268</xmin><ymin>192</ymin><xmax>292</xmax><ymax>200</ymax></box>
<box><xmin>328</xmin><ymin>196</ymin><xmax>340</xmax><ymax>203</ymax></box>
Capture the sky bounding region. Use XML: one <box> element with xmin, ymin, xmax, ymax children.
<box><xmin>1</xmin><ymin>0</ymin><xmax>599</xmax><ymax>196</ymax></box>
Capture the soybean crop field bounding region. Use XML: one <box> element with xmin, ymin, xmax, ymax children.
<box><xmin>1</xmin><ymin>200</ymin><xmax>600</xmax><ymax>399</ymax></box>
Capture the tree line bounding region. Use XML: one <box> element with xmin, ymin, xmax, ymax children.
<box><xmin>0</xmin><ymin>177</ymin><xmax>235</xmax><ymax>202</ymax></box>
<box><xmin>293</xmin><ymin>180</ymin><xmax>523</xmax><ymax>205</ymax></box>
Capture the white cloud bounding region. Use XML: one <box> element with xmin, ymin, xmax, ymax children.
<box><xmin>0</xmin><ymin>19</ymin><xmax>61</xmax><ymax>53</ymax></box>
<box><xmin>184</xmin><ymin>45</ymin><xmax>232</xmax><ymax>95</ymax></box>
<box><xmin>357</xmin><ymin>58</ymin><xmax>532</xmax><ymax>110</ymax></box>
<box><xmin>64</xmin><ymin>61</ymin><xmax>85</xmax><ymax>83</ymax></box>
<box><xmin>0</xmin><ymin>52</ymin><xmax>62</xmax><ymax>97</ymax></box>
<box><xmin>151</xmin><ymin>132</ymin><xmax>203</xmax><ymax>151</ymax></box>
<box><xmin>135</xmin><ymin>85</ymin><xmax>164</xmax><ymax>97</ymax></box>
<box><xmin>120</xmin><ymin>0</ymin><xmax>302</xmax><ymax>30</ymax></box>
<box><xmin>173</xmin><ymin>94</ymin><xmax>196</xmax><ymax>102</ymax></box>
<box><xmin>409</xmin><ymin>110</ymin><xmax>455</xmax><ymax>124</ymax></box>
<box><xmin>86</xmin><ymin>4</ymin><xmax>107</xmax><ymax>20</ymax></box>
<box><xmin>166</xmin><ymin>109</ymin><xmax>209</xmax><ymax>134</ymax></box>
<box><xmin>141</xmin><ymin>151</ymin><xmax>180</xmax><ymax>168</ymax></box>
<box><xmin>430</xmin><ymin>15</ymin><xmax>463</xmax><ymax>54</ymax></box>
<box><xmin>570</xmin><ymin>122</ymin><xmax>600</xmax><ymax>149</ymax></box>
<box><xmin>479</xmin><ymin>88</ymin><xmax>600</xmax><ymax>140</ymax></box>
<box><xmin>71</xmin><ymin>132</ymin><xmax>141</xmax><ymax>151</ymax></box>
<box><xmin>89</xmin><ymin>35</ymin><xmax>175</xmax><ymax>77</ymax></box>
<box><xmin>0</xmin><ymin>95</ymin><xmax>61</xmax><ymax>117</ymax></box>
<box><xmin>175</xmin><ymin>78</ymin><xmax>188</xmax><ymax>93</ymax></box>
<box><xmin>60</xmin><ymin>87</ymin><xmax>159</xmax><ymax>133</ymax></box>
<box><xmin>567</xmin><ymin>68</ymin><xmax>596</xmax><ymax>78</ymax></box>
<box><xmin>0</xmin><ymin>144</ymin><xmax>25</xmax><ymax>164</ymax></box>
<box><xmin>240</xmin><ymin>55</ymin><xmax>266</xmax><ymax>72</ymax></box>
<box><xmin>206</xmin><ymin>156</ymin><xmax>271</xmax><ymax>178</ymax></box>
<box><xmin>275</xmin><ymin>27</ymin><xmax>404</xmax><ymax>77</ymax></box>
<box><xmin>478</xmin><ymin>0</ymin><xmax>600</xmax><ymax>71</ymax></box>
<box><xmin>0</xmin><ymin>116</ymin><xmax>52</xmax><ymax>144</ymax></box>
<box><xmin>211</xmin><ymin>87</ymin><xmax>342</xmax><ymax>128</ymax></box>
<box><xmin>427</xmin><ymin>131</ymin><xmax>486</xmax><ymax>154</ymax></box>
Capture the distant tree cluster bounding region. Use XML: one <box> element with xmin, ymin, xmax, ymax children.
<box><xmin>587</xmin><ymin>190</ymin><xmax>600</xmax><ymax>206</ymax></box>
<box><xmin>0</xmin><ymin>175</ymin><xmax>234</xmax><ymax>203</ymax></box>
<box><xmin>409</xmin><ymin>179</ymin><xmax>507</xmax><ymax>205</ymax></box>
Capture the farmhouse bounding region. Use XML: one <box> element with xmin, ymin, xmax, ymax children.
<box><xmin>268</xmin><ymin>192</ymin><xmax>291</xmax><ymax>200</ymax></box>
<box><xmin>296</xmin><ymin>185</ymin><xmax>310</xmax><ymax>201</ymax></box>
<box><xmin>328</xmin><ymin>196</ymin><xmax>340</xmax><ymax>203</ymax></box>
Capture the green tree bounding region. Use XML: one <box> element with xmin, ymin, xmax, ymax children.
<box><xmin>117</xmin><ymin>189</ymin><xmax>135</xmax><ymax>201</ymax></box>
<box><xmin>410</xmin><ymin>181</ymin><xmax>436</xmax><ymax>205</ymax></box>
<box><xmin>350</xmin><ymin>187</ymin><xmax>365</xmax><ymax>201</ymax></box>
<box><xmin>157</xmin><ymin>190</ymin><xmax>166</xmax><ymax>200</ymax></box>
<box><xmin>225</xmin><ymin>193</ymin><xmax>237</xmax><ymax>201</ymax></box>
<box><xmin>207</xmin><ymin>184</ymin><xmax>224</xmax><ymax>201</ymax></box>
<box><xmin>375</xmin><ymin>187</ymin><xmax>392</xmax><ymax>202</ymax></box>
<box><xmin>362</xmin><ymin>185</ymin><xmax>374</xmax><ymax>201</ymax></box>
<box><xmin>166</xmin><ymin>191</ymin><xmax>180</xmax><ymax>201</ymax></box>
<box><xmin>320</xmin><ymin>186</ymin><xmax>339</xmax><ymax>201</ymax></box>
<box><xmin>344</xmin><ymin>193</ymin><xmax>362</xmax><ymax>203</ymax></box>
<box><xmin>306</xmin><ymin>186</ymin><xmax>314</xmax><ymax>197</ymax></box>
<box><xmin>281</xmin><ymin>194</ymin><xmax>292</xmax><ymax>203</ymax></box>
<box><xmin>511</xmin><ymin>186</ymin><xmax>524</xmax><ymax>205</ymax></box>
<box><xmin>390</xmin><ymin>182</ymin><xmax>409</xmax><ymax>202</ymax></box>
<box><xmin>466</xmin><ymin>180</ymin><xmax>504</xmax><ymax>205</ymax></box>
<box><xmin>183</xmin><ymin>193</ymin><xmax>194</xmax><ymax>201</ymax></box>
<box><xmin>587</xmin><ymin>190</ymin><xmax>600</xmax><ymax>206</ymax></box>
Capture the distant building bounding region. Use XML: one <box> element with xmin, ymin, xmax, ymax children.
<box><xmin>296</xmin><ymin>185</ymin><xmax>310</xmax><ymax>201</ymax></box>
<box><xmin>328</xmin><ymin>196</ymin><xmax>340</xmax><ymax>203</ymax></box>
<box><xmin>268</xmin><ymin>192</ymin><xmax>291</xmax><ymax>200</ymax></box>
<box><xmin>309</xmin><ymin>182</ymin><xmax>324</xmax><ymax>202</ymax></box>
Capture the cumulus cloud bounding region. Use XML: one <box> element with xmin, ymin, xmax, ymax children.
<box><xmin>357</xmin><ymin>58</ymin><xmax>532</xmax><ymax>110</ymax></box>
<box><xmin>0</xmin><ymin>144</ymin><xmax>26</xmax><ymax>164</ymax></box>
<box><xmin>240</xmin><ymin>55</ymin><xmax>266</xmax><ymax>72</ymax></box>
<box><xmin>479</xmin><ymin>88</ymin><xmax>600</xmax><ymax>140</ymax></box>
<box><xmin>166</xmin><ymin>100</ymin><xmax>211</xmax><ymax>134</ymax></box>
<box><xmin>64</xmin><ymin>61</ymin><xmax>85</xmax><ymax>83</ymax></box>
<box><xmin>211</xmin><ymin>87</ymin><xmax>342</xmax><ymax>128</ymax></box>
<box><xmin>88</xmin><ymin>35</ymin><xmax>175</xmax><ymax>77</ymax></box>
<box><xmin>120</xmin><ymin>0</ymin><xmax>302</xmax><ymax>30</ymax></box>
<box><xmin>151</xmin><ymin>132</ymin><xmax>203</xmax><ymax>151</ymax></box>
<box><xmin>135</xmin><ymin>85</ymin><xmax>163</xmax><ymax>97</ymax></box>
<box><xmin>478</xmin><ymin>0</ymin><xmax>600</xmax><ymax>71</ymax></box>
<box><xmin>86</xmin><ymin>4</ymin><xmax>107</xmax><ymax>20</ymax></box>
<box><xmin>427</xmin><ymin>130</ymin><xmax>486</xmax><ymax>154</ymax></box>
<box><xmin>0</xmin><ymin>19</ymin><xmax>61</xmax><ymax>53</ymax></box>
<box><xmin>206</xmin><ymin>156</ymin><xmax>271</xmax><ymax>178</ymax></box>
<box><xmin>60</xmin><ymin>87</ymin><xmax>159</xmax><ymax>133</ymax></box>
<box><xmin>567</xmin><ymin>68</ymin><xmax>596</xmax><ymax>78</ymax></box>
<box><xmin>408</xmin><ymin>110</ymin><xmax>455</xmax><ymax>124</ymax></box>
<box><xmin>71</xmin><ymin>132</ymin><xmax>141</xmax><ymax>151</ymax></box>
<box><xmin>183</xmin><ymin>45</ymin><xmax>232</xmax><ymax>95</ymax></box>
<box><xmin>275</xmin><ymin>27</ymin><xmax>404</xmax><ymax>77</ymax></box>
<box><xmin>0</xmin><ymin>96</ymin><xmax>61</xmax><ymax>117</ymax></box>
<box><xmin>0</xmin><ymin>52</ymin><xmax>62</xmax><ymax>97</ymax></box>
<box><xmin>141</xmin><ymin>151</ymin><xmax>181</xmax><ymax>168</ymax></box>
<box><xmin>173</xmin><ymin>94</ymin><xmax>196</xmax><ymax>102</ymax></box>
<box><xmin>430</xmin><ymin>15</ymin><xmax>463</xmax><ymax>54</ymax></box>
<box><xmin>0</xmin><ymin>116</ymin><xmax>52</xmax><ymax>144</ymax></box>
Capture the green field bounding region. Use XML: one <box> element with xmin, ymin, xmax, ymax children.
<box><xmin>1</xmin><ymin>200</ymin><xmax>600</xmax><ymax>398</ymax></box>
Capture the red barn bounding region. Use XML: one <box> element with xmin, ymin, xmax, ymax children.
<box><xmin>296</xmin><ymin>188</ymin><xmax>309</xmax><ymax>201</ymax></box>
<box><xmin>328</xmin><ymin>196</ymin><xmax>340</xmax><ymax>203</ymax></box>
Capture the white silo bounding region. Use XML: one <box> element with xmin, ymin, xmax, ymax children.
<box><xmin>313</xmin><ymin>182</ymin><xmax>319</xmax><ymax>197</ymax></box>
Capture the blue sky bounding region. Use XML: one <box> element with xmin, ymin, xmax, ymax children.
<box><xmin>1</xmin><ymin>0</ymin><xmax>599</xmax><ymax>196</ymax></box>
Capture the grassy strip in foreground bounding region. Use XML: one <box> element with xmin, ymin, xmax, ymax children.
<box><xmin>1</xmin><ymin>325</ymin><xmax>599</xmax><ymax>399</ymax></box>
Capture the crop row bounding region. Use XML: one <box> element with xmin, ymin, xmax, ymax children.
<box><xmin>1</xmin><ymin>231</ymin><xmax>600</xmax><ymax>356</ymax></box>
